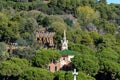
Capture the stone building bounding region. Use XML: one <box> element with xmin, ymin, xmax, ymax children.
<box><xmin>35</xmin><ymin>28</ymin><xmax>55</xmax><ymax>47</ymax></box>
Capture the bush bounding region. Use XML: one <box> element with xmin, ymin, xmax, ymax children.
<box><xmin>16</xmin><ymin>38</ymin><xmax>27</xmax><ymax>46</ymax></box>
<box><xmin>0</xmin><ymin>42</ymin><xmax>7</xmax><ymax>53</ymax></box>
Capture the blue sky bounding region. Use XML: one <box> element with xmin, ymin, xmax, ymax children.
<box><xmin>107</xmin><ymin>0</ymin><xmax>120</xmax><ymax>4</ymax></box>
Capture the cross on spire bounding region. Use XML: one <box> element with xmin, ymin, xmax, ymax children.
<box><xmin>72</xmin><ymin>69</ymin><xmax>78</xmax><ymax>80</ymax></box>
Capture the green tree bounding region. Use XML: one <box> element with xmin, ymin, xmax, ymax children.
<box><xmin>96</xmin><ymin>48</ymin><xmax>120</xmax><ymax>80</ymax></box>
<box><xmin>48</xmin><ymin>0</ymin><xmax>58</xmax><ymax>8</ymax></box>
<box><xmin>104</xmin><ymin>22</ymin><xmax>117</xmax><ymax>34</ymax></box>
<box><xmin>96</xmin><ymin>59</ymin><xmax>120</xmax><ymax>80</ymax></box>
<box><xmin>76</xmin><ymin>6</ymin><xmax>99</xmax><ymax>26</ymax></box>
<box><xmin>0</xmin><ymin>42</ymin><xmax>8</xmax><ymax>61</ymax></box>
<box><xmin>0</xmin><ymin>42</ymin><xmax>7</xmax><ymax>53</ymax></box>
<box><xmin>50</xmin><ymin>22</ymin><xmax>66</xmax><ymax>35</ymax></box>
<box><xmin>37</xmin><ymin>13</ymin><xmax>46</xmax><ymax>25</ymax></box>
<box><xmin>64</xmin><ymin>18</ymin><xmax>73</xmax><ymax>27</ymax></box>
<box><xmin>72</xmin><ymin>54</ymin><xmax>99</xmax><ymax>76</ymax></box>
<box><xmin>19</xmin><ymin>18</ymin><xmax>38</xmax><ymax>33</ymax></box>
<box><xmin>67</xmin><ymin>30</ymin><xmax>82</xmax><ymax>44</ymax></box>
<box><xmin>95</xmin><ymin>3</ymin><xmax>108</xmax><ymax>19</ymax></box>
<box><xmin>16</xmin><ymin>38</ymin><xmax>27</xmax><ymax>46</ymax></box>
<box><xmin>81</xmin><ymin>33</ymin><xmax>94</xmax><ymax>45</ymax></box>
<box><xmin>0</xmin><ymin>52</ymin><xmax>9</xmax><ymax>61</ymax></box>
<box><xmin>54</xmin><ymin>71</ymin><xmax>65</xmax><ymax>80</ymax></box>
<box><xmin>69</xmin><ymin>43</ymin><xmax>94</xmax><ymax>54</ymax></box>
<box><xmin>19</xmin><ymin>67</ymin><xmax>54</xmax><ymax>80</ymax></box>
<box><xmin>33</xmin><ymin>49</ymin><xmax>61</xmax><ymax>68</ymax></box>
<box><xmin>0</xmin><ymin>61</ymin><xmax>22</xmax><ymax>80</ymax></box>
<box><xmin>9</xmin><ymin>58</ymin><xmax>30</xmax><ymax>69</ymax></box>
<box><xmin>54</xmin><ymin>71</ymin><xmax>95</xmax><ymax>80</ymax></box>
<box><xmin>98</xmin><ymin>48</ymin><xmax>119</xmax><ymax>64</ymax></box>
<box><xmin>11</xmin><ymin>47</ymin><xmax>36</xmax><ymax>61</ymax></box>
<box><xmin>0</xmin><ymin>58</ymin><xmax>30</xmax><ymax>79</ymax></box>
<box><xmin>0</xmin><ymin>12</ymin><xmax>19</xmax><ymax>42</ymax></box>
<box><xmin>88</xmin><ymin>31</ymin><xmax>102</xmax><ymax>46</ymax></box>
<box><xmin>48</xmin><ymin>15</ymin><xmax>64</xmax><ymax>24</ymax></box>
<box><xmin>49</xmin><ymin>21</ymin><xmax>67</xmax><ymax>48</ymax></box>
<box><xmin>103</xmin><ymin>34</ymin><xmax>116</xmax><ymax>48</ymax></box>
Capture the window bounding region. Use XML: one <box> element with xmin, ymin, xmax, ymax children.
<box><xmin>63</xmin><ymin>57</ymin><xmax>65</xmax><ymax>60</ymax></box>
<box><xmin>37</xmin><ymin>38</ymin><xmax>39</xmax><ymax>40</ymax></box>
<box><xmin>55</xmin><ymin>66</ymin><xmax>57</xmax><ymax>71</ymax></box>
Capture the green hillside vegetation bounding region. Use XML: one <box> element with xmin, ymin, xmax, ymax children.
<box><xmin>0</xmin><ymin>0</ymin><xmax>120</xmax><ymax>80</ymax></box>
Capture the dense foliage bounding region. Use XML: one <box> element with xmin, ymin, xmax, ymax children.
<box><xmin>0</xmin><ymin>0</ymin><xmax>120</xmax><ymax>80</ymax></box>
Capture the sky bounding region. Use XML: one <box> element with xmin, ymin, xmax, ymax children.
<box><xmin>107</xmin><ymin>0</ymin><xmax>120</xmax><ymax>4</ymax></box>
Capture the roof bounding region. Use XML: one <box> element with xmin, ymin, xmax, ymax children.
<box><xmin>59</xmin><ymin>50</ymin><xmax>79</xmax><ymax>55</ymax></box>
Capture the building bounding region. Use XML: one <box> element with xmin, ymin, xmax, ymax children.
<box><xmin>48</xmin><ymin>50</ymin><xmax>78</xmax><ymax>72</ymax></box>
<box><xmin>59</xmin><ymin>50</ymin><xmax>78</xmax><ymax>71</ymax></box>
<box><xmin>48</xmin><ymin>31</ymin><xmax>78</xmax><ymax>72</ymax></box>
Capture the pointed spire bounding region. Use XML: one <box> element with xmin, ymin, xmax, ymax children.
<box><xmin>63</xmin><ymin>30</ymin><xmax>66</xmax><ymax>41</ymax></box>
<box><xmin>61</xmin><ymin>30</ymin><xmax>68</xmax><ymax>50</ymax></box>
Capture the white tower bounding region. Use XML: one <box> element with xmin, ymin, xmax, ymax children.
<box><xmin>61</xmin><ymin>30</ymin><xmax>68</xmax><ymax>50</ymax></box>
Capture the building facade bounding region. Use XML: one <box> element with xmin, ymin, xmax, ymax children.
<box><xmin>35</xmin><ymin>28</ymin><xmax>55</xmax><ymax>47</ymax></box>
<box><xmin>48</xmin><ymin>31</ymin><xmax>77</xmax><ymax>72</ymax></box>
<box><xmin>48</xmin><ymin>54</ymin><xmax>75</xmax><ymax>72</ymax></box>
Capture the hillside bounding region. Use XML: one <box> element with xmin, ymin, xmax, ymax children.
<box><xmin>0</xmin><ymin>0</ymin><xmax>120</xmax><ymax>80</ymax></box>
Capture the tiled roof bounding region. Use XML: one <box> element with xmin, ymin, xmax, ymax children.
<box><xmin>59</xmin><ymin>50</ymin><xmax>79</xmax><ymax>55</ymax></box>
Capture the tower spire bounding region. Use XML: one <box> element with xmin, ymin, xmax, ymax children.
<box><xmin>61</xmin><ymin>30</ymin><xmax>68</xmax><ymax>50</ymax></box>
<box><xmin>63</xmin><ymin>30</ymin><xmax>66</xmax><ymax>41</ymax></box>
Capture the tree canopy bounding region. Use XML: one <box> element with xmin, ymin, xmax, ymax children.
<box><xmin>0</xmin><ymin>0</ymin><xmax>120</xmax><ymax>80</ymax></box>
